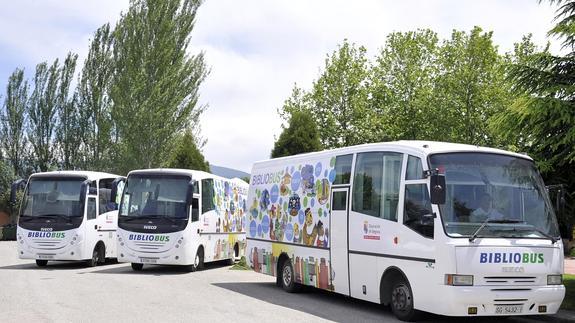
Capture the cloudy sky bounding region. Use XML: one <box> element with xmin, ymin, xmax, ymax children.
<box><xmin>0</xmin><ymin>0</ymin><xmax>560</xmax><ymax>173</ymax></box>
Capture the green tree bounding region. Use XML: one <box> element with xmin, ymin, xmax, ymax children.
<box><xmin>436</xmin><ymin>26</ymin><xmax>511</xmax><ymax>146</ymax></box>
<box><xmin>1</xmin><ymin>68</ymin><xmax>29</xmax><ymax>177</ymax></box>
<box><xmin>164</xmin><ymin>129</ymin><xmax>209</xmax><ymax>171</ymax></box>
<box><xmin>307</xmin><ymin>40</ymin><xmax>373</xmax><ymax>148</ymax></box>
<box><xmin>271</xmin><ymin>110</ymin><xmax>322</xmax><ymax>158</ymax></box>
<box><xmin>491</xmin><ymin>0</ymin><xmax>575</xmax><ymax>238</ymax></box>
<box><xmin>111</xmin><ymin>0</ymin><xmax>208</xmax><ymax>174</ymax></box>
<box><xmin>55</xmin><ymin>52</ymin><xmax>80</xmax><ymax>169</ymax></box>
<box><xmin>371</xmin><ymin>29</ymin><xmax>439</xmax><ymax>141</ymax></box>
<box><xmin>28</xmin><ymin>60</ymin><xmax>60</xmax><ymax>172</ymax></box>
<box><xmin>77</xmin><ymin>24</ymin><xmax>115</xmax><ymax>171</ymax></box>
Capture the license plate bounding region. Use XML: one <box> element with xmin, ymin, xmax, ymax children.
<box><xmin>139</xmin><ymin>258</ymin><xmax>157</xmax><ymax>264</ymax></box>
<box><xmin>37</xmin><ymin>254</ymin><xmax>54</xmax><ymax>259</ymax></box>
<box><xmin>495</xmin><ymin>305</ymin><xmax>523</xmax><ymax>314</ymax></box>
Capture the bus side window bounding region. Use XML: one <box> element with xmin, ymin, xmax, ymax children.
<box><xmin>352</xmin><ymin>152</ymin><xmax>402</xmax><ymax>221</ymax></box>
<box><xmin>201</xmin><ymin>179</ymin><xmax>215</xmax><ymax>214</ymax></box>
<box><xmin>87</xmin><ymin>197</ymin><xmax>97</xmax><ymax>220</ymax></box>
<box><xmin>404</xmin><ymin>184</ymin><xmax>434</xmax><ymax>238</ymax></box>
<box><xmin>191</xmin><ymin>197</ymin><xmax>199</xmax><ymax>221</ymax></box>
<box><xmin>98</xmin><ymin>178</ymin><xmax>114</xmax><ymax>214</ymax></box>
<box><xmin>406</xmin><ymin>156</ymin><xmax>424</xmax><ymax>180</ymax></box>
<box><xmin>334</xmin><ymin>154</ymin><xmax>353</xmax><ymax>185</ymax></box>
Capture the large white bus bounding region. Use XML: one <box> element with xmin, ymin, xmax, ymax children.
<box><xmin>15</xmin><ymin>171</ymin><xmax>125</xmax><ymax>267</ymax></box>
<box><xmin>246</xmin><ymin>141</ymin><xmax>566</xmax><ymax>321</ymax></box>
<box><xmin>117</xmin><ymin>169</ymin><xmax>248</xmax><ymax>271</ymax></box>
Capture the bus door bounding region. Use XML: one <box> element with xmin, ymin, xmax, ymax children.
<box><xmin>330</xmin><ymin>187</ymin><xmax>350</xmax><ymax>295</ymax></box>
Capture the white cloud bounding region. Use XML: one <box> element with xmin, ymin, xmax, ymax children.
<box><xmin>0</xmin><ymin>0</ymin><xmax>560</xmax><ymax>173</ymax></box>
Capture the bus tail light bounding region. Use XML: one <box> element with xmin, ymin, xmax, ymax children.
<box><xmin>547</xmin><ymin>275</ymin><xmax>562</xmax><ymax>285</ymax></box>
<box><xmin>445</xmin><ymin>274</ymin><xmax>473</xmax><ymax>286</ymax></box>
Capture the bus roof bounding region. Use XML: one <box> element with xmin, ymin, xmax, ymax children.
<box><xmin>126</xmin><ymin>168</ymin><xmax>248</xmax><ymax>185</ymax></box>
<box><xmin>29</xmin><ymin>170</ymin><xmax>121</xmax><ymax>181</ymax></box>
<box><xmin>252</xmin><ymin>140</ymin><xmax>531</xmax><ymax>169</ymax></box>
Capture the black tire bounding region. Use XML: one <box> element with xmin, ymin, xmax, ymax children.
<box><xmin>390</xmin><ymin>278</ymin><xmax>419</xmax><ymax>322</ymax></box>
<box><xmin>131</xmin><ymin>263</ymin><xmax>144</xmax><ymax>271</ymax></box>
<box><xmin>280</xmin><ymin>258</ymin><xmax>300</xmax><ymax>293</ymax></box>
<box><xmin>234</xmin><ymin>243</ymin><xmax>240</xmax><ymax>259</ymax></box>
<box><xmin>194</xmin><ymin>247</ymin><xmax>204</xmax><ymax>271</ymax></box>
<box><xmin>36</xmin><ymin>259</ymin><xmax>48</xmax><ymax>267</ymax></box>
<box><xmin>86</xmin><ymin>248</ymin><xmax>99</xmax><ymax>267</ymax></box>
<box><xmin>98</xmin><ymin>245</ymin><xmax>106</xmax><ymax>264</ymax></box>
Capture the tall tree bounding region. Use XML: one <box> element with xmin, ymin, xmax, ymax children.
<box><xmin>492</xmin><ymin>0</ymin><xmax>575</xmax><ymax>237</ymax></box>
<box><xmin>307</xmin><ymin>40</ymin><xmax>372</xmax><ymax>148</ymax></box>
<box><xmin>55</xmin><ymin>52</ymin><xmax>79</xmax><ymax>170</ymax></box>
<box><xmin>1</xmin><ymin>68</ymin><xmax>29</xmax><ymax>177</ymax></box>
<box><xmin>271</xmin><ymin>110</ymin><xmax>322</xmax><ymax>158</ymax></box>
<box><xmin>77</xmin><ymin>24</ymin><xmax>115</xmax><ymax>171</ymax></box>
<box><xmin>164</xmin><ymin>128</ymin><xmax>209</xmax><ymax>171</ymax></box>
<box><xmin>111</xmin><ymin>0</ymin><xmax>208</xmax><ymax>174</ymax></box>
<box><xmin>436</xmin><ymin>26</ymin><xmax>511</xmax><ymax>146</ymax></box>
<box><xmin>28</xmin><ymin>60</ymin><xmax>60</xmax><ymax>172</ymax></box>
<box><xmin>371</xmin><ymin>29</ymin><xmax>439</xmax><ymax>141</ymax></box>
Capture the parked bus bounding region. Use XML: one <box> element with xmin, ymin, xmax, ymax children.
<box><xmin>14</xmin><ymin>171</ymin><xmax>125</xmax><ymax>267</ymax></box>
<box><xmin>246</xmin><ymin>141</ymin><xmax>565</xmax><ymax>321</ymax></box>
<box><xmin>117</xmin><ymin>169</ymin><xmax>248</xmax><ymax>271</ymax></box>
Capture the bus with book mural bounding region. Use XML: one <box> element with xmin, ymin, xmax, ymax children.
<box><xmin>117</xmin><ymin>169</ymin><xmax>248</xmax><ymax>271</ymax></box>
<box><xmin>14</xmin><ymin>171</ymin><xmax>125</xmax><ymax>267</ymax></box>
<box><xmin>246</xmin><ymin>141</ymin><xmax>565</xmax><ymax>321</ymax></box>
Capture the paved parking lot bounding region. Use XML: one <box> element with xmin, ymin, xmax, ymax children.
<box><xmin>0</xmin><ymin>242</ymin><xmax>562</xmax><ymax>323</ymax></box>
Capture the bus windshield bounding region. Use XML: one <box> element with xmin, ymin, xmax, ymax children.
<box><xmin>21</xmin><ymin>177</ymin><xmax>85</xmax><ymax>218</ymax></box>
<box><xmin>120</xmin><ymin>175</ymin><xmax>190</xmax><ymax>219</ymax></box>
<box><xmin>429</xmin><ymin>153</ymin><xmax>560</xmax><ymax>240</ymax></box>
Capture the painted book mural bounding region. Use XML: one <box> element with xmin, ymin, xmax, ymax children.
<box><xmin>205</xmin><ymin>178</ymin><xmax>248</xmax><ymax>260</ymax></box>
<box><xmin>247</xmin><ymin>157</ymin><xmax>338</xmax><ymax>290</ymax></box>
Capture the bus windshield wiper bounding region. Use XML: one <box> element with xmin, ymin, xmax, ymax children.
<box><xmin>512</xmin><ymin>225</ymin><xmax>558</xmax><ymax>244</ymax></box>
<box><xmin>469</xmin><ymin>218</ymin><xmax>523</xmax><ymax>242</ymax></box>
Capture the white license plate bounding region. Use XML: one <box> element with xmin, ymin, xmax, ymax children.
<box><xmin>139</xmin><ymin>258</ymin><xmax>157</xmax><ymax>264</ymax></box>
<box><xmin>37</xmin><ymin>254</ymin><xmax>54</xmax><ymax>259</ymax></box>
<box><xmin>495</xmin><ymin>305</ymin><xmax>523</xmax><ymax>314</ymax></box>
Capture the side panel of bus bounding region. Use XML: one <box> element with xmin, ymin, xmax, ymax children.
<box><xmin>246</xmin><ymin>156</ymin><xmax>337</xmax><ymax>291</ymax></box>
<box><xmin>197</xmin><ymin>178</ymin><xmax>248</xmax><ymax>263</ymax></box>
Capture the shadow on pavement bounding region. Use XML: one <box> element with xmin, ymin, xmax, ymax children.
<box><xmin>0</xmin><ymin>259</ymin><xmax>120</xmax><ymax>271</ymax></box>
<box><xmin>88</xmin><ymin>259</ymin><xmax>231</xmax><ymax>276</ymax></box>
<box><xmin>213</xmin><ymin>282</ymin><xmax>509</xmax><ymax>323</ymax></box>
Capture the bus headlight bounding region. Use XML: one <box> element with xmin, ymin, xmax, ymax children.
<box><xmin>445</xmin><ymin>274</ymin><xmax>474</xmax><ymax>286</ymax></box>
<box><xmin>547</xmin><ymin>275</ymin><xmax>562</xmax><ymax>285</ymax></box>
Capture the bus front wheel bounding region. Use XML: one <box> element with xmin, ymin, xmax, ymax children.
<box><xmin>131</xmin><ymin>263</ymin><xmax>143</xmax><ymax>271</ymax></box>
<box><xmin>36</xmin><ymin>260</ymin><xmax>48</xmax><ymax>267</ymax></box>
<box><xmin>390</xmin><ymin>278</ymin><xmax>419</xmax><ymax>321</ymax></box>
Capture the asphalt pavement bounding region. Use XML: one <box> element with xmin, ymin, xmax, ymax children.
<box><xmin>0</xmin><ymin>242</ymin><xmax>569</xmax><ymax>323</ymax></box>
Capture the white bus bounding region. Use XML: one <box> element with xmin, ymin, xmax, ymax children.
<box><xmin>15</xmin><ymin>171</ymin><xmax>125</xmax><ymax>267</ymax></box>
<box><xmin>117</xmin><ymin>169</ymin><xmax>248</xmax><ymax>271</ymax></box>
<box><xmin>245</xmin><ymin>141</ymin><xmax>566</xmax><ymax>321</ymax></box>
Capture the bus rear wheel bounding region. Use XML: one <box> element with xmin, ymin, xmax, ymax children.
<box><xmin>280</xmin><ymin>259</ymin><xmax>300</xmax><ymax>293</ymax></box>
<box><xmin>36</xmin><ymin>260</ymin><xmax>48</xmax><ymax>267</ymax></box>
<box><xmin>131</xmin><ymin>263</ymin><xmax>143</xmax><ymax>271</ymax></box>
<box><xmin>390</xmin><ymin>278</ymin><xmax>419</xmax><ymax>321</ymax></box>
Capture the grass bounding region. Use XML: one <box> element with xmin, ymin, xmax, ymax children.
<box><xmin>229</xmin><ymin>256</ymin><xmax>251</xmax><ymax>270</ymax></box>
<box><xmin>562</xmin><ymin>274</ymin><xmax>575</xmax><ymax>311</ymax></box>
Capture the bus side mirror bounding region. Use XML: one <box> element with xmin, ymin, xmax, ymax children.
<box><xmin>10</xmin><ymin>179</ymin><xmax>27</xmax><ymax>206</ymax></box>
<box><xmin>110</xmin><ymin>177</ymin><xmax>126</xmax><ymax>210</ymax></box>
<box><xmin>430</xmin><ymin>174</ymin><xmax>446</xmax><ymax>205</ymax></box>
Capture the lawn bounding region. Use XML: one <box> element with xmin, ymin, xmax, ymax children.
<box><xmin>563</xmin><ymin>274</ymin><xmax>575</xmax><ymax>311</ymax></box>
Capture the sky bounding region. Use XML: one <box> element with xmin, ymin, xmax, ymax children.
<box><xmin>0</xmin><ymin>0</ymin><xmax>560</xmax><ymax>173</ymax></box>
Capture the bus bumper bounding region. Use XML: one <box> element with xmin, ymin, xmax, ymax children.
<box><xmin>117</xmin><ymin>245</ymin><xmax>190</xmax><ymax>266</ymax></box>
<box><xmin>17</xmin><ymin>242</ymin><xmax>85</xmax><ymax>261</ymax></box>
<box><xmin>426</xmin><ymin>285</ymin><xmax>566</xmax><ymax>317</ymax></box>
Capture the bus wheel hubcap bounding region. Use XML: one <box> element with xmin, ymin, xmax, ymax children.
<box><xmin>283</xmin><ymin>264</ymin><xmax>292</xmax><ymax>286</ymax></box>
<box><xmin>392</xmin><ymin>285</ymin><xmax>411</xmax><ymax>311</ymax></box>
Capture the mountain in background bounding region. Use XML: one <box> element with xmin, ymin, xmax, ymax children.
<box><xmin>210</xmin><ymin>165</ymin><xmax>250</xmax><ymax>180</ymax></box>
